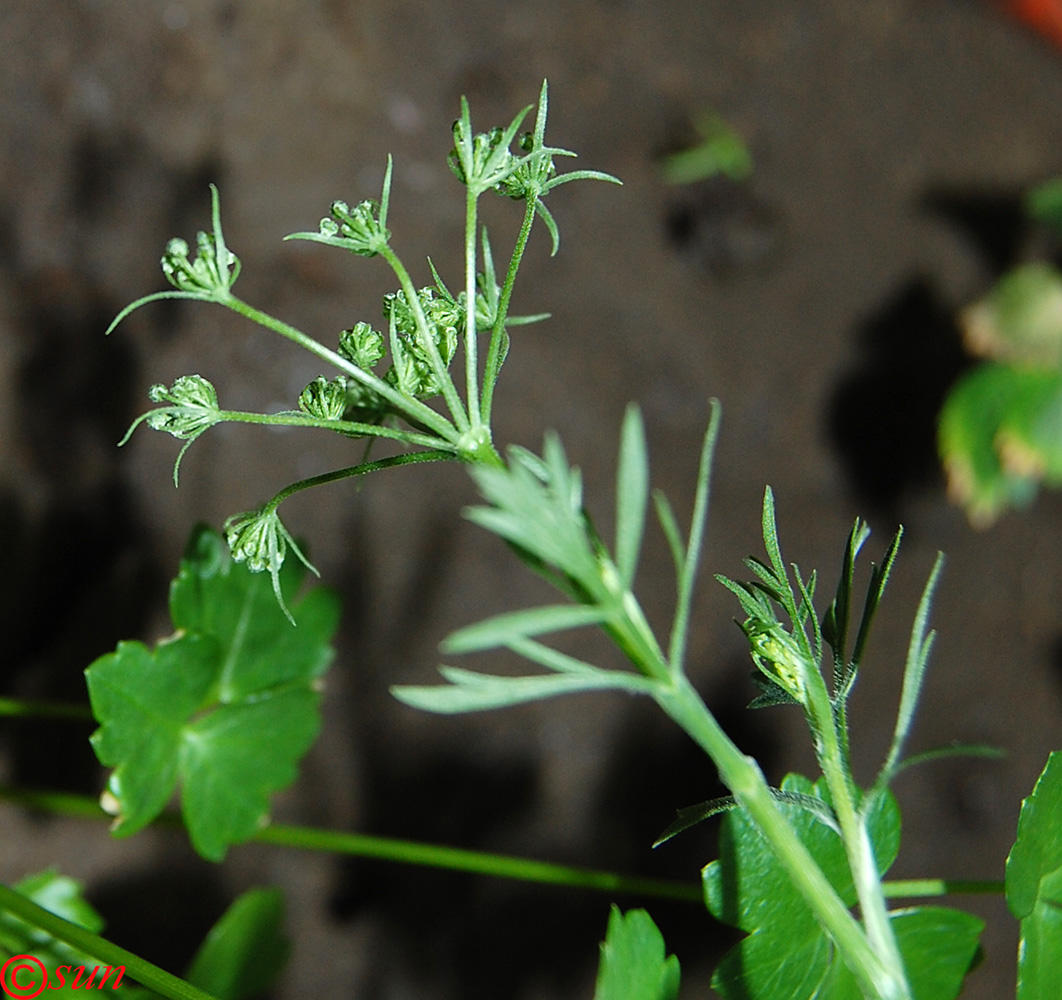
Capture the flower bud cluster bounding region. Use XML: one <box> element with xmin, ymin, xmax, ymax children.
<box><xmin>224</xmin><ymin>506</ymin><xmax>317</xmax><ymax>623</ymax></box>
<box><xmin>160</xmin><ymin>230</ymin><xmax>240</xmax><ymax>297</ymax></box>
<box><xmin>338</xmin><ymin>321</ymin><xmax>386</xmax><ymax>371</ymax></box>
<box><xmin>144</xmin><ymin>375</ymin><xmax>222</xmax><ymax>440</ymax></box>
<box><xmin>382</xmin><ymin>287</ymin><xmax>461</xmax><ymax>399</ymax></box>
<box><xmin>298</xmin><ymin>376</ymin><xmax>347</xmax><ymax>421</ymax></box>
<box><xmin>314</xmin><ymin>198</ymin><xmax>390</xmax><ymax>257</ymax></box>
<box><xmin>448</xmin><ymin>123</ymin><xmax>518</xmax><ymax>192</ymax></box>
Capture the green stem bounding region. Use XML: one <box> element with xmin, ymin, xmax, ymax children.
<box><xmin>0</xmin><ymin>788</ymin><xmax>698</xmax><ymax>904</ymax></box>
<box><xmin>805</xmin><ymin>672</ymin><xmax>911</xmax><ymax>1000</ymax></box>
<box><xmin>378</xmin><ymin>246</ymin><xmax>469</xmax><ymax>433</ymax></box>
<box><xmin>0</xmin><ymin>698</ymin><xmax>93</xmax><ymax>721</ymax></box>
<box><xmin>0</xmin><ymin>788</ymin><xmax>1004</xmax><ymax>905</ymax></box>
<box><xmin>223</xmin><ymin>294</ymin><xmax>459</xmax><ymax>443</ymax></box>
<box><xmin>0</xmin><ymin>883</ymin><xmax>217</xmax><ymax>1000</ymax></box>
<box><xmin>653</xmin><ymin>675</ymin><xmax>903</xmax><ymax>1000</ymax></box>
<box><xmin>216</xmin><ymin>410</ymin><xmax>456</xmax><ymax>452</ymax></box>
<box><xmin>257</xmin><ymin>825</ymin><xmax>700</xmax><ymax>902</ymax></box>
<box><xmin>263</xmin><ymin>450</ymin><xmax>459</xmax><ymax>511</ymax></box>
<box><xmin>882</xmin><ymin>879</ymin><xmax>1004</xmax><ymax>899</ymax></box>
<box><xmin>481</xmin><ymin>197</ymin><xmax>536</xmax><ymax>424</ymax></box>
<box><xmin>463</xmin><ymin>189</ymin><xmax>482</xmax><ymax>428</ymax></box>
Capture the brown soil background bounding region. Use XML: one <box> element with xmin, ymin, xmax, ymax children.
<box><xmin>3</xmin><ymin>2</ymin><xmax>1062</xmax><ymax>998</ymax></box>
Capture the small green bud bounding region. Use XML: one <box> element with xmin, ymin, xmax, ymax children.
<box><xmin>383</xmin><ymin>287</ymin><xmax>460</xmax><ymax>367</ymax></box>
<box><xmin>298</xmin><ymin>376</ymin><xmax>347</xmax><ymax>421</ymax></box>
<box><xmin>743</xmin><ymin>620</ymin><xmax>810</xmax><ymax>704</ymax></box>
<box><xmin>118</xmin><ymin>374</ymin><xmax>223</xmax><ymax>486</ymax></box>
<box><xmin>224</xmin><ymin>506</ymin><xmax>318</xmax><ymax>625</ymax></box>
<box><xmin>158</xmin><ymin>186</ymin><xmax>239</xmax><ymax>297</ymax></box>
<box><xmin>448</xmin><ymin>123</ymin><xmax>517</xmax><ymax>190</ymax></box>
<box><xmin>144</xmin><ymin>375</ymin><xmax>221</xmax><ymax>439</ymax></box>
<box><xmin>338</xmin><ymin>322</ymin><xmax>385</xmax><ymax>370</ymax></box>
<box><xmin>322</xmin><ymin>198</ymin><xmax>390</xmax><ymax>256</ymax></box>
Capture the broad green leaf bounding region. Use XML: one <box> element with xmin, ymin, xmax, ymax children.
<box><xmin>702</xmin><ymin>773</ymin><xmax>980</xmax><ymax>1000</ymax></box>
<box><xmin>592</xmin><ymin>907</ymin><xmax>680</xmax><ymax>1000</ymax></box>
<box><xmin>1007</xmin><ymin>751</ymin><xmax>1062</xmax><ymax>1000</ymax></box>
<box><xmin>817</xmin><ymin>907</ymin><xmax>983</xmax><ymax>1000</ymax></box>
<box><xmin>615</xmin><ymin>404</ymin><xmax>649</xmax><ymax>588</ymax></box>
<box><xmin>186</xmin><ymin>888</ymin><xmax>289</xmax><ymax>1000</ymax></box>
<box><xmin>87</xmin><ymin>526</ymin><xmax>340</xmax><ymax>860</ymax></box>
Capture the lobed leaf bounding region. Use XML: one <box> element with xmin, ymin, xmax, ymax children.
<box><xmin>702</xmin><ymin>773</ymin><xmax>980</xmax><ymax>1000</ymax></box>
<box><xmin>87</xmin><ymin>526</ymin><xmax>340</xmax><ymax>861</ymax></box>
<box><xmin>592</xmin><ymin>907</ymin><xmax>680</xmax><ymax>1000</ymax></box>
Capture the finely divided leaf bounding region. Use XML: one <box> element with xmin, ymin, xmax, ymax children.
<box><xmin>592</xmin><ymin>907</ymin><xmax>680</xmax><ymax>1000</ymax></box>
<box><xmin>87</xmin><ymin>526</ymin><xmax>340</xmax><ymax>861</ymax></box>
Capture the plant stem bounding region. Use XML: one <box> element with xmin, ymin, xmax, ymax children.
<box><xmin>263</xmin><ymin>450</ymin><xmax>459</xmax><ymax>511</ymax></box>
<box><xmin>882</xmin><ymin>878</ymin><xmax>1004</xmax><ymax>898</ymax></box>
<box><xmin>481</xmin><ymin>197</ymin><xmax>537</xmax><ymax>424</ymax></box>
<box><xmin>463</xmin><ymin>188</ymin><xmax>482</xmax><ymax>428</ymax></box>
<box><xmin>0</xmin><ymin>883</ymin><xmax>217</xmax><ymax>1000</ymax></box>
<box><xmin>0</xmin><ymin>699</ymin><xmax>93</xmax><ymax>721</ymax></box>
<box><xmin>804</xmin><ymin>671</ymin><xmax>911</xmax><ymax>1000</ymax></box>
<box><xmin>0</xmin><ymin>788</ymin><xmax>698</xmax><ymax>903</ymax></box>
<box><xmin>653</xmin><ymin>675</ymin><xmax>905</xmax><ymax>1000</ymax></box>
<box><xmin>0</xmin><ymin>787</ymin><xmax>1005</xmax><ymax>905</ymax></box>
<box><xmin>378</xmin><ymin>246</ymin><xmax>469</xmax><ymax>433</ymax></box>
<box><xmin>223</xmin><ymin>294</ymin><xmax>459</xmax><ymax>443</ymax></box>
<box><xmin>216</xmin><ymin>409</ymin><xmax>456</xmax><ymax>452</ymax></box>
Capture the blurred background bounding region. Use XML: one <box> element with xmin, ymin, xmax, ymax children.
<box><xmin>3</xmin><ymin>1</ymin><xmax>1062</xmax><ymax>997</ymax></box>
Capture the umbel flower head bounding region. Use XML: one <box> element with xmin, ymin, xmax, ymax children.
<box><xmin>119</xmin><ymin>374</ymin><xmax>223</xmax><ymax>486</ymax></box>
<box><xmin>224</xmin><ymin>506</ymin><xmax>319</xmax><ymax>625</ymax></box>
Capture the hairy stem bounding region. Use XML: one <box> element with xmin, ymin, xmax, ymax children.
<box><xmin>654</xmin><ymin>675</ymin><xmax>906</xmax><ymax>1000</ymax></box>
<box><xmin>378</xmin><ymin>246</ymin><xmax>469</xmax><ymax>432</ymax></box>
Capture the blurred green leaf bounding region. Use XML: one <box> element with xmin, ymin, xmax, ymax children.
<box><xmin>0</xmin><ymin>870</ymin><xmax>103</xmax><ymax>979</ymax></box>
<box><xmin>962</xmin><ymin>263</ymin><xmax>1062</xmax><ymax>366</ymax></box>
<box><xmin>938</xmin><ymin>362</ymin><xmax>1062</xmax><ymax>525</ymax></box>
<box><xmin>1026</xmin><ymin>177</ymin><xmax>1062</xmax><ymax>234</ymax></box>
<box><xmin>87</xmin><ymin>526</ymin><xmax>340</xmax><ymax>860</ymax></box>
<box><xmin>186</xmin><ymin>888</ymin><xmax>289</xmax><ymax>1000</ymax></box>
<box><xmin>661</xmin><ymin>111</ymin><xmax>752</xmax><ymax>185</ymax></box>
<box><xmin>615</xmin><ymin>404</ymin><xmax>649</xmax><ymax>588</ymax></box>
<box><xmin>592</xmin><ymin>907</ymin><xmax>680</xmax><ymax>1000</ymax></box>
<box><xmin>1007</xmin><ymin>752</ymin><xmax>1062</xmax><ymax>1000</ymax></box>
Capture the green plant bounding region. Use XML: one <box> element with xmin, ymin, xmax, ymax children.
<box><xmin>940</xmin><ymin>178</ymin><xmax>1062</xmax><ymax>525</ymax></box>
<box><xmin>1</xmin><ymin>81</ymin><xmax>1059</xmax><ymax>1000</ymax></box>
